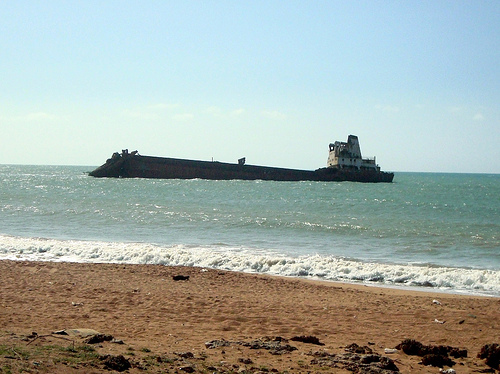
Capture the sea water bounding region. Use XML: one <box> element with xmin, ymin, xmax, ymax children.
<box><xmin>1</xmin><ymin>165</ymin><xmax>499</xmax><ymax>296</ymax></box>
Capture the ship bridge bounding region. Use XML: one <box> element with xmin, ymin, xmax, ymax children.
<box><xmin>327</xmin><ymin>135</ymin><xmax>380</xmax><ymax>171</ymax></box>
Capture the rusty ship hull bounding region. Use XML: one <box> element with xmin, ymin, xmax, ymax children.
<box><xmin>89</xmin><ymin>152</ymin><xmax>394</xmax><ymax>183</ymax></box>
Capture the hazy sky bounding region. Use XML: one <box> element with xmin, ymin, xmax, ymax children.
<box><xmin>1</xmin><ymin>1</ymin><xmax>499</xmax><ymax>173</ymax></box>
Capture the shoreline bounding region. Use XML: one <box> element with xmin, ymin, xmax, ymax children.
<box><xmin>2</xmin><ymin>254</ymin><xmax>499</xmax><ymax>298</ymax></box>
<box><xmin>1</xmin><ymin>259</ymin><xmax>499</xmax><ymax>373</ymax></box>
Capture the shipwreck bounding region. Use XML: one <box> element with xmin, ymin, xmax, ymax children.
<box><xmin>89</xmin><ymin>135</ymin><xmax>394</xmax><ymax>183</ymax></box>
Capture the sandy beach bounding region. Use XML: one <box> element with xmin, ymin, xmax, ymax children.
<box><xmin>1</xmin><ymin>260</ymin><xmax>499</xmax><ymax>373</ymax></box>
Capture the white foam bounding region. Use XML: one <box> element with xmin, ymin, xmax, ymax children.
<box><xmin>1</xmin><ymin>234</ymin><xmax>499</xmax><ymax>296</ymax></box>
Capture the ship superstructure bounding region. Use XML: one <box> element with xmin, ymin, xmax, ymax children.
<box><xmin>327</xmin><ymin>135</ymin><xmax>380</xmax><ymax>171</ymax></box>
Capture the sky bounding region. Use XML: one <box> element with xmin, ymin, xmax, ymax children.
<box><xmin>1</xmin><ymin>1</ymin><xmax>499</xmax><ymax>173</ymax></box>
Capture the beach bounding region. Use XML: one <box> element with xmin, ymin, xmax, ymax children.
<box><xmin>1</xmin><ymin>260</ymin><xmax>498</xmax><ymax>373</ymax></box>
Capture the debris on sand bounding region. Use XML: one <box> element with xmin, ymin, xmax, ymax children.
<box><xmin>52</xmin><ymin>328</ymin><xmax>101</xmax><ymax>337</ymax></box>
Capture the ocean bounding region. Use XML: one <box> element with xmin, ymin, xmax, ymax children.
<box><xmin>1</xmin><ymin>165</ymin><xmax>499</xmax><ymax>296</ymax></box>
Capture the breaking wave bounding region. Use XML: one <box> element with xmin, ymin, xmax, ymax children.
<box><xmin>1</xmin><ymin>234</ymin><xmax>498</xmax><ymax>297</ymax></box>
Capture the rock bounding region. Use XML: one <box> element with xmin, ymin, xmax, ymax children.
<box><xmin>420</xmin><ymin>354</ymin><xmax>455</xmax><ymax>367</ymax></box>
<box><xmin>206</xmin><ymin>337</ymin><xmax>296</xmax><ymax>355</ymax></box>
<box><xmin>344</xmin><ymin>343</ymin><xmax>373</xmax><ymax>354</ymax></box>
<box><xmin>310</xmin><ymin>351</ymin><xmax>399</xmax><ymax>373</ymax></box>
<box><xmin>395</xmin><ymin>339</ymin><xmax>466</xmax><ymax>358</ymax></box>
<box><xmin>478</xmin><ymin>343</ymin><xmax>500</xmax><ymax>370</ymax></box>
<box><xmin>85</xmin><ymin>334</ymin><xmax>114</xmax><ymax>344</ymax></box>
<box><xmin>396</xmin><ymin>339</ymin><xmax>423</xmax><ymax>355</ymax></box>
<box><xmin>176</xmin><ymin>351</ymin><xmax>194</xmax><ymax>359</ymax></box>
<box><xmin>242</xmin><ymin>337</ymin><xmax>297</xmax><ymax>355</ymax></box>
<box><xmin>396</xmin><ymin>339</ymin><xmax>466</xmax><ymax>368</ymax></box>
<box><xmin>101</xmin><ymin>355</ymin><xmax>131</xmax><ymax>372</ymax></box>
<box><xmin>173</xmin><ymin>275</ymin><xmax>190</xmax><ymax>281</ymax></box>
<box><xmin>378</xmin><ymin>356</ymin><xmax>400</xmax><ymax>371</ymax></box>
<box><xmin>361</xmin><ymin>354</ymin><xmax>380</xmax><ymax>364</ymax></box>
<box><xmin>449</xmin><ymin>347</ymin><xmax>467</xmax><ymax>358</ymax></box>
<box><xmin>290</xmin><ymin>335</ymin><xmax>325</xmax><ymax>345</ymax></box>
<box><xmin>205</xmin><ymin>339</ymin><xmax>232</xmax><ymax>349</ymax></box>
